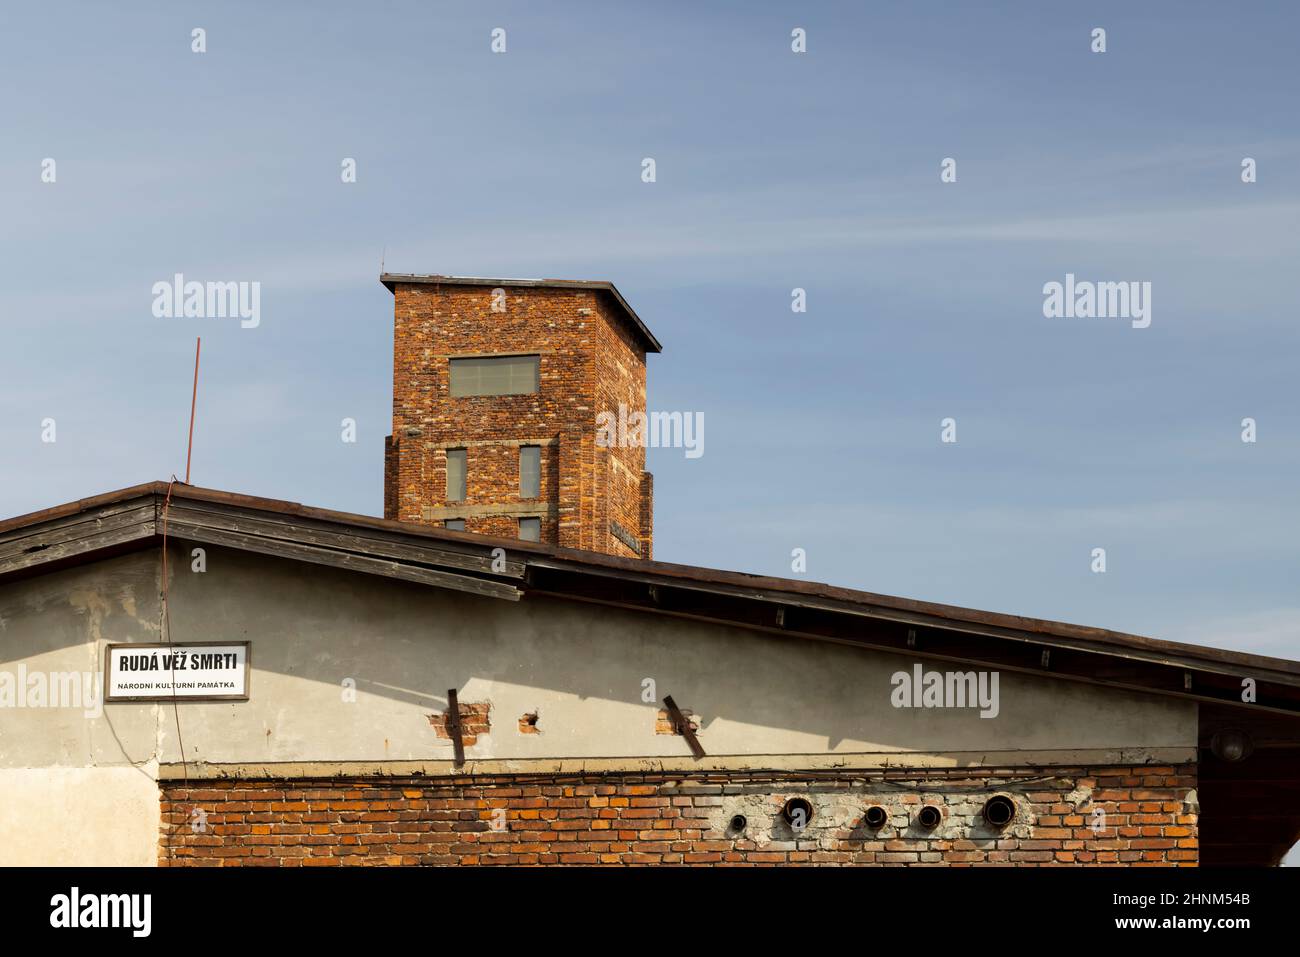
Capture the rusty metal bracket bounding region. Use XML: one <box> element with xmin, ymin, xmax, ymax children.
<box><xmin>446</xmin><ymin>687</ymin><xmax>466</xmax><ymax>767</ymax></box>
<box><xmin>662</xmin><ymin>695</ymin><xmax>705</xmax><ymax>759</ymax></box>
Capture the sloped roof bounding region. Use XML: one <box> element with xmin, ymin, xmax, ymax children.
<box><xmin>4</xmin><ymin>480</ymin><xmax>1299</xmax><ymax>719</ymax></box>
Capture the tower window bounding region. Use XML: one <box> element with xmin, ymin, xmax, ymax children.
<box><xmin>519</xmin><ymin>445</ymin><xmax>541</xmax><ymax>498</ymax></box>
<box><xmin>444</xmin><ymin>519</ymin><xmax>465</xmax><ymax>531</ymax></box>
<box><xmin>518</xmin><ymin>517</ymin><xmax>541</xmax><ymax>542</ymax></box>
<box><xmin>449</xmin><ymin>355</ymin><xmax>539</xmax><ymax>397</ymax></box>
<box><xmin>446</xmin><ymin>449</ymin><xmax>466</xmax><ymax>502</ymax></box>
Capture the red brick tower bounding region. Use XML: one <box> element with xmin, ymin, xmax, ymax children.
<box><xmin>382</xmin><ymin>275</ymin><xmax>660</xmax><ymax>558</ymax></box>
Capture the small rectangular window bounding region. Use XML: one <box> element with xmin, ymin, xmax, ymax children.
<box><xmin>518</xmin><ymin>517</ymin><xmax>541</xmax><ymax>542</ymax></box>
<box><xmin>446</xmin><ymin>449</ymin><xmax>466</xmax><ymax>502</ymax></box>
<box><xmin>444</xmin><ymin>519</ymin><xmax>465</xmax><ymax>532</ymax></box>
<box><xmin>449</xmin><ymin>355</ymin><xmax>539</xmax><ymax>397</ymax></box>
<box><xmin>519</xmin><ymin>445</ymin><xmax>541</xmax><ymax>498</ymax></box>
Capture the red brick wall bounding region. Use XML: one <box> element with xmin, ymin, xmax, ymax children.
<box><xmin>591</xmin><ymin>293</ymin><xmax>649</xmax><ymax>558</ymax></box>
<box><xmin>639</xmin><ymin>471</ymin><xmax>653</xmax><ymax>559</ymax></box>
<box><xmin>384</xmin><ymin>282</ymin><xmax>651</xmax><ymax>557</ymax></box>
<box><xmin>383</xmin><ymin>435</ymin><xmax>398</xmax><ymax>520</ymax></box>
<box><xmin>158</xmin><ymin>764</ymin><xmax>1197</xmax><ymax>866</ymax></box>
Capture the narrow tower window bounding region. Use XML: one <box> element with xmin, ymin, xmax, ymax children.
<box><xmin>520</xmin><ymin>445</ymin><xmax>541</xmax><ymax>498</ymax></box>
<box><xmin>446</xmin><ymin>449</ymin><xmax>467</xmax><ymax>502</ymax></box>
<box><xmin>518</xmin><ymin>517</ymin><xmax>541</xmax><ymax>542</ymax></box>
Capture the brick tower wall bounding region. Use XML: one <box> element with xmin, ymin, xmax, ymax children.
<box><xmin>384</xmin><ymin>281</ymin><xmax>651</xmax><ymax>558</ymax></box>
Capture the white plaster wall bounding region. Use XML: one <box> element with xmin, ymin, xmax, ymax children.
<box><xmin>0</xmin><ymin>767</ymin><xmax>160</xmax><ymax>866</ymax></box>
<box><xmin>0</xmin><ymin>547</ymin><xmax>1198</xmax><ymax>771</ymax></box>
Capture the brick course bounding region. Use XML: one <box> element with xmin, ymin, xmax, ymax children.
<box><xmin>158</xmin><ymin>764</ymin><xmax>1198</xmax><ymax>866</ymax></box>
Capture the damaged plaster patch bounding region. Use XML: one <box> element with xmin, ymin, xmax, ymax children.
<box><xmin>655</xmin><ymin>707</ymin><xmax>699</xmax><ymax>735</ymax></box>
<box><xmin>428</xmin><ymin>701</ymin><xmax>491</xmax><ymax>746</ymax></box>
<box><xmin>1065</xmin><ymin>783</ymin><xmax>1094</xmax><ymax>809</ymax></box>
<box><xmin>67</xmin><ymin>588</ymin><xmax>114</xmax><ymax>645</ymax></box>
<box><xmin>518</xmin><ymin>711</ymin><xmax>541</xmax><ymax>734</ymax></box>
<box><xmin>118</xmin><ymin>583</ymin><xmax>139</xmax><ymax>619</ymax></box>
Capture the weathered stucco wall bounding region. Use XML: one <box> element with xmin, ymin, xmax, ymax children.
<box><xmin>0</xmin><ymin>551</ymin><xmax>164</xmax><ymax>865</ymax></box>
<box><xmin>0</xmin><ymin>544</ymin><xmax>1198</xmax><ymax>863</ymax></box>
<box><xmin>1</xmin><ymin>544</ymin><xmax>1196</xmax><ymax>769</ymax></box>
<box><xmin>0</xmin><ymin>550</ymin><xmax>164</xmax><ymax>769</ymax></box>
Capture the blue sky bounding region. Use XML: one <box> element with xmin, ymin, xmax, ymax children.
<box><xmin>3</xmin><ymin>1</ymin><xmax>1298</xmax><ymax>852</ymax></box>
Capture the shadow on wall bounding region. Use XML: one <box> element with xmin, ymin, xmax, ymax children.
<box><xmin>0</xmin><ymin>542</ymin><xmax>1195</xmax><ymax>767</ymax></box>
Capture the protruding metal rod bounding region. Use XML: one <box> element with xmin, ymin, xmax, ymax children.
<box><xmin>446</xmin><ymin>687</ymin><xmax>465</xmax><ymax>767</ymax></box>
<box><xmin>662</xmin><ymin>695</ymin><xmax>705</xmax><ymax>759</ymax></box>
<box><xmin>185</xmin><ymin>337</ymin><xmax>201</xmax><ymax>484</ymax></box>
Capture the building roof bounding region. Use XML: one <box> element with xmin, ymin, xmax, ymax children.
<box><xmin>4</xmin><ymin>480</ymin><xmax>1298</xmax><ymax>714</ymax></box>
<box><xmin>379</xmin><ymin>273</ymin><xmax>663</xmax><ymax>354</ymax></box>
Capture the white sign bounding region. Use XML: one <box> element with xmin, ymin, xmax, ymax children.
<box><xmin>105</xmin><ymin>642</ymin><xmax>250</xmax><ymax>701</ymax></box>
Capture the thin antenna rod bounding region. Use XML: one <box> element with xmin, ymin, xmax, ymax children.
<box><xmin>185</xmin><ymin>337</ymin><xmax>201</xmax><ymax>484</ymax></box>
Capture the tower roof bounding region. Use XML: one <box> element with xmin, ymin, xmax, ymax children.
<box><xmin>380</xmin><ymin>273</ymin><xmax>662</xmax><ymax>354</ymax></box>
